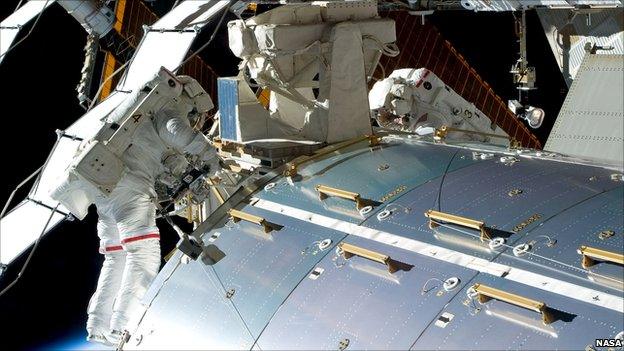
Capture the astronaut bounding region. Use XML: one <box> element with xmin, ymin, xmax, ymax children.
<box><xmin>51</xmin><ymin>73</ymin><xmax>218</xmax><ymax>346</ymax></box>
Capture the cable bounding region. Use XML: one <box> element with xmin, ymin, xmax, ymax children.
<box><xmin>0</xmin><ymin>204</ymin><xmax>61</xmax><ymax>298</ymax></box>
<box><xmin>88</xmin><ymin>59</ymin><xmax>131</xmax><ymax>110</ymax></box>
<box><xmin>372</xmin><ymin>59</ymin><xmax>386</xmax><ymax>82</ymax></box>
<box><xmin>0</xmin><ymin>167</ymin><xmax>43</xmax><ymax>265</ymax></box>
<box><xmin>433</xmin><ymin>149</ymin><xmax>460</xmax><ymax>211</ymax></box>
<box><xmin>88</xmin><ymin>20</ymin><xmax>150</xmax><ymax>111</ymax></box>
<box><xmin>0</xmin><ymin>0</ymin><xmax>51</xmax><ymax>61</ymax></box>
<box><xmin>208</xmin><ymin>264</ymin><xmax>256</xmax><ymax>342</ymax></box>
<box><xmin>0</xmin><ymin>126</ymin><xmax>65</xmax><ymax>260</ymax></box>
<box><xmin>362</xmin><ymin>34</ymin><xmax>400</xmax><ymax>57</ymax></box>
<box><xmin>429</xmin><ymin>219</ymin><xmax>624</xmax><ymax>285</ymax></box>
<box><xmin>0</xmin><ymin>167</ymin><xmax>42</xmax><ymax>220</ymax></box>
<box><xmin>421</xmin><ymin>277</ymin><xmax>444</xmax><ymax>295</ymax></box>
<box><xmin>13</xmin><ymin>0</ymin><xmax>25</xmax><ymax>12</ymax></box>
<box><xmin>173</xmin><ymin>1</ymin><xmax>233</xmax><ymax>72</ymax></box>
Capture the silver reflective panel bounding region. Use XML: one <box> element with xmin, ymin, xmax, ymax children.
<box><xmin>0</xmin><ymin>0</ymin><xmax>57</xmax><ymax>64</ymax></box>
<box><xmin>117</xmin><ymin>0</ymin><xmax>230</xmax><ymax>91</ymax></box>
<box><xmin>256</xmin><ymin>141</ymin><xmax>476</xmax><ymax>223</ymax></box>
<box><xmin>129</xmin><ymin>137</ymin><xmax>624</xmax><ymax>350</ymax></box>
<box><xmin>545</xmin><ymin>54</ymin><xmax>624</xmax><ymax>165</ymax></box>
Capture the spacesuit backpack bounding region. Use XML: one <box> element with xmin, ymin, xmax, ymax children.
<box><xmin>49</xmin><ymin>67</ymin><xmax>213</xmax><ymax>220</ymax></box>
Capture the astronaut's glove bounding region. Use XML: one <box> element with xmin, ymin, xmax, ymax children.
<box><xmin>200</xmin><ymin>152</ymin><xmax>221</xmax><ymax>174</ymax></box>
<box><xmin>415</xmin><ymin>125</ymin><xmax>435</xmax><ymax>136</ymax></box>
<box><xmin>183</xmin><ymin>132</ymin><xmax>211</xmax><ymax>156</ymax></box>
<box><xmin>162</xmin><ymin>152</ymin><xmax>189</xmax><ymax>176</ymax></box>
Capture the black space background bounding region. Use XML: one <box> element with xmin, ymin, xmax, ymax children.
<box><xmin>0</xmin><ymin>1</ymin><xmax>566</xmax><ymax>349</ymax></box>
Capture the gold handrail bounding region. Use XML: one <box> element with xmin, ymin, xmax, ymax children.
<box><xmin>339</xmin><ymin>242</ymin><xmax>397</xmax><ymax>273</ymax></box>
<box><xmin>578</xmin><ymin>246</ymin><xmax>624</xmax><ymax>269</ymax></box>
<box><xmin>229</xmin><ymin>209</ymin><xmax>272</xmax><ymax>234</ymax></box>
<box><xmin>284</xmin><ymin>134</ymin><xmax>382</xmax><ymax>177</ymax></box>
<box><xmin>434</xmin><ymin>125</ymin><xmax>520</xmax><ymax>148</ymax></box>
<box><xmin>207</xmin><ymin>177</ymin><xmax>225</xmax><ymax>205</ymax></box>
<box><xmin>425</xmin><ymin>209</ymin><xmax>490</xmax><ymax>241</ymax></box>
<box><xmin>316</xmin><ymin>185</ymin><xmax>365</xmax><ymax>210</ymax></box>
<box><xmin>471</xmin><ymin>283</ymin><xmax>554</xmax><ymax>325</ymax></box>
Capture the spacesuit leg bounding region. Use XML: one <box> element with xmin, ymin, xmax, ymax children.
<box><xmin>108</xmin><ymin>189</ymin><xmax>161</xmax><ymax>332</ymax></box>
<box><xmin>86</xmin><ymin>210</ymin><xmax>126</xmax><ymax>343</ymax></box>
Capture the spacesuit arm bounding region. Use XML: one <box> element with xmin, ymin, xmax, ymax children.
<box><xmin>155</xmin><ymin>108</ymin><xmax>210</xmax><ymax>155</ymax></box>
<box><xmin>154</xmin><ymin>108</ymin><xmax>221</xmax><ymax>175</ymax></box>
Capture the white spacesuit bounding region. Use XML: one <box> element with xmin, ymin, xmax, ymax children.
<box><xmin>89</xmin><ymin>91</ymin><xmax>216</xmax><ymax>344</ymax></box>
<box><xmin>51</xmin><ymin>73</ymin><xmax>218</xmax><ymax>346</ymax></box>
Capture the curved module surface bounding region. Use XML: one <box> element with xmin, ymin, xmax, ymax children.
<box><xmin>128</xmin><ymin>136</ymin><xmax>623</xmax><ymax>350</ymax></box>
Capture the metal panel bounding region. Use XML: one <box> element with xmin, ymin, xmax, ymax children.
<box><xmin>0</xmin><ymin>200</ymin><xmax>65</xmax><ymax>263</ymax></box>
<box><xmin>150</xmin><ymin>0</ymin><xmax>228</xmax><ymax>30</ymax></box>
<box><xmin>128</xmin><ymin>257</ymin><xmax>256</xmax><ymax>350</ymax></box>
<box><xmin>537</xmin><ymin>8</ymin><xmax>623</xmax><ymax>85</ymax></box>
<box><xmin>545</xmin><ymin>54</ymin><xmax>624</xmax><ymax>165</ymax></box>
<box><xmin>365</xmin><ymin>152</ymin><xmax>619</xmax><ymax>261</ymax></box>
<box><xmin>129</xmin><ymin>137</ymin><xmax>623</xmax><ymax>350</ymax></box>
<box><xmin>255</xmin><ymin>234</ymin><xmax>476</xmax><ymax>350</ymax></box>
<box><xmin>118</xmin><ymin>0</ymin><xmax>230</xmax><ymax>91</ymax></box>
<box><xmin>30</xmin><ymin>92</ymin><xmax>126</xmax><ymax>207</ymax></box>
<box><xmin>451</xmin><ymin>0</ymin><xmax>623</xmax><ymax>11</ymax></box>
<box><xmin>118</xmin><ymin>31</ymin><xmax>196</xmax><ymax>91</ymax></box>
<box><xmin>218</xmin><ymin>78</ymin><xmax>239</xmax><ymax>142</ymax></box>
<box><xmin>0</xmin><ymin>0</ymin><xmax>56</xmax><ymax>64</ymax></box>
<box><xmin>411</xmin><ymin>272</ymin><xmax>624</xmax><ymax>350</ymax></box>
<box><xmin>495</xmin><ymin>186</ymin><xmax>624</xmax><ymax>293</ymax></box>
<box><xmin>131</xmin><ymin>203</ymin><xmax>348</xmax><ymax>347</ymax></box>
<box><xmin>207</xmin><ymin>203</ymin><xmax>348</xmax><ymax>337</ymax></box>
<box><xmin>252</xmin><ymin>193</ymin><xmax>623</xmax><ymax>313</ymax></box>
<box><xmin>0</xmin><ymin>92</ymin><xmax>125</xmax><ymax>266</ymax></box>
<box><xmin>256</xmin><ymin>141</ymin><xmax>475</xmax><ymax>223</ymax></box>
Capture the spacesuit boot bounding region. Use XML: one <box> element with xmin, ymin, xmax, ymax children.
<box><xmin>86</xmin><ymin>328</ymin><xmax>121</xmax><ymax>346</ymax></box>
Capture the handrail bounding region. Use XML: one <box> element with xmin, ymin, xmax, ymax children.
<box><xmin>229</xmin><ymin>209</ymin><xmax>272</xmax><ymax>234</ymax></box>
<box><xmin>425</xmin><ymin>209</ymin><xmax>490</xmax><ymax>241</ymax></box>
<box><xmin>578</xmin><ymin>246</ymin><xmax>624</xmax><ymax>269</ymax></box>
<box><xmin>434</xmin><ymin>126</ymin><xmax>520</xmax><ymax>148</ymax></box>
<box><xmin>339</xmin><ymin>242</ymin><xmax>397</xmax><ymax>273</ymax></box>
<box><xmin>284</xmin><ymin>134</ymin><xmax>382</xmax><ymax>177</ymax></box>
<box><xmin>471</xmin><ymin>283</ymin><xmax>554</xmax><ymax>325</ymax></box>
<box><xmin>316</xmin><ymin>185</ymin><xmax>365</xmax><ymax>210</ymax></box>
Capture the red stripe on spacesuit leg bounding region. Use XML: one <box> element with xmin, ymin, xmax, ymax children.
<box><xmin>99</xmin><ymin>245</ymin><xmax>123</xmax><ymax>254</ymax></box>
<box><xmin>121</xmin><ymin>233</ymin><xmax>160</xmax><ymax>244</ymax></box>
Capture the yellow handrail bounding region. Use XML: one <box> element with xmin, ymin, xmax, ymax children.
<box><xmin>316</xmin><ymin>185</ymin><xmax>365</xmax><ymax>210</ymax></box>
<box><xmin>578</xmin><ymin>246</ymin><xmax>624</xmax><ymax>269</ymax></box>
<box><xmin>339</xmin><ymin>242</ymin><xmax>397</xmax><ymax>273</ymax></box>
<box><xmin>472</xmin><ymin>283</ymin><xmax>554</xmax><ymax>325</ymax></box>
<box><xmin>284</xmin><ymin>135</ymin><xmax>381</xmax><ymax>177</ymax></box>
<box><xmin>425</xmin><ymin>210</ymin><xmax>490</xmax><ymax>241</ymax></box>
<box><xmin>229</xmin><ymin>209</ymin><xmax>272</xmax><ymax>234</ymax></box>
